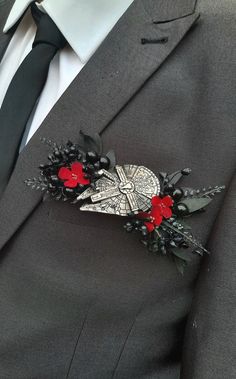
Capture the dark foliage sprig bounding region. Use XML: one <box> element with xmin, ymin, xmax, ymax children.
<box><xmin>25</xmin><ymin>131</ymin><xmax>116</xmax><ymax>202</ymax></box>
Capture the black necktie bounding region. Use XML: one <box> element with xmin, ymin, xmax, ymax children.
<box><xmin>0</xmin><ymin>2</ymin><xmax>66</xmax><ymax>197</ymax></box>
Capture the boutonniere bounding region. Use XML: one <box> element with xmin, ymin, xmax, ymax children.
<box><xmin>25</xmin><ymin>131</ymin><xmax>225</xmax><ymax>274</ymax></box>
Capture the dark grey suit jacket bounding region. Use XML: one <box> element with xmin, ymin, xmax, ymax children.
<box><xmin>0</xmin><ymin>0</ymin><xmax>235</xmax><ymax>378</ymax></box>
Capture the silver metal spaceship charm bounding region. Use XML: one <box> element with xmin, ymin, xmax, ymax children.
<box><xmin>78</xmin><ymin>164</ymin><xmax>160</xmax><ymax>216</ymax></box>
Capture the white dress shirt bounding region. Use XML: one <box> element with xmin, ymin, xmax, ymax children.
<box><xmin>0</xmin><ymin>0</ymin><xmax>134</xmax><ymax>149</ymax></box>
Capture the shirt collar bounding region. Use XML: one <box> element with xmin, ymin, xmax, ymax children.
<box><xmin>3</xmin><ymin>0</ymin><xmax>134</xmax><ymax>63</ymax></box>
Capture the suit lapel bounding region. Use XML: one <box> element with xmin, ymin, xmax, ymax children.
<box><xmin>0</xmin><ymin>0</ymin><xmax>200</xmax><ymax>250</ymax></box>
<box><xmin>0</xmin><ymin>0</ymin><xmax>15</xmax><ymax>62</ymax></box>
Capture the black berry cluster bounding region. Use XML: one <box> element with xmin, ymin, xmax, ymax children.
<box><xmin>124</xmin><ymin>214</ymin><xmax>189</xmax><ymax>255</ymax></box>
<box><xmin>38</xmin><ymin>137</ymin><xmax>111</xmax><ymax>201</ymax></box>
<box><xmin>160</xmin><ymin>168</ymin><xmax>191</xmax><ymax>217</ymax></box>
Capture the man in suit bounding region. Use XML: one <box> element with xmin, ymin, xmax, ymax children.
<box><xmin>0</xmin><ymin>0</ymin><xmax>235</xmax><ymax>378</ymax></box>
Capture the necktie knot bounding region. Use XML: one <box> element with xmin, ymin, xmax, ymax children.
<box><xmin>31</xmin><ymin>2</ymin><xmax>66</xmax><ymax>50</ymax></box>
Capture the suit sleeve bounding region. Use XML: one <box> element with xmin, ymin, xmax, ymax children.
<box><xmin>180</xmin><ymin>172</ymin><xmax>236</xmax><ymax>379</ymax></box>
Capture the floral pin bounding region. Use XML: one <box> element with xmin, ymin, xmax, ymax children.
<box><xmin>25</xmin><ymin>131</ymin><xmax>225</xmax><ymax>274</ymax></box>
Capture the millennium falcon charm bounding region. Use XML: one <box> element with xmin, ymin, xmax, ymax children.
<box><xmin>78</xmin><ymin>164</ymin><xmax>160</xmax><ymax>216</ymax></box>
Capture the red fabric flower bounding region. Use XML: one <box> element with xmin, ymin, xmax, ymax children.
<box><xmin>138</xmin><ymin>195</ymin><xmax>174</xmax><ymax>232</ymax></box>
<box><xmin>58</xmin><ymin>162</ymin><xmax>90</xmax><ymax>188</ymax></box>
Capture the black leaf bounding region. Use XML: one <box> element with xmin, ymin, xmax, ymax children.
<box><xmin>179</xmin><ymin>197</ymin><xmax>212</xmax><ymax>213</ymax></box>
<box><xmin>174</xmin><ymin>256</ymin><xmax>187</xmax><ymax>275</ymax></box>
<box><xmin>106</xmin><ymin>150</ymin><xmax>116</xmax><ymax>169</ymax></box>
<box><xmin>167</xmin><ymin>171</ymin><xmax>183</xmax><ymax>185</ymax></box>
<box><xmin>78</xmin><ymin>131</ymin><xmax>102</xmax><ymax>153</ymax></box>
<box><xmin>171</xmin><ymin>249</ymin><xmax>192</xmax><ymax>262</ymax></box>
